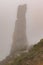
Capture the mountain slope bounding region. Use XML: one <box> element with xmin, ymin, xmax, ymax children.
<box><xmin>1</xmin><ymin>39</ymin><xmax>43</xmax><ymax>65</ymax></box>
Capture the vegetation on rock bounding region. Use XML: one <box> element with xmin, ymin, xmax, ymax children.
<box><xmin>4</xmin><ymin>39</ymin><xmax>43</xmax><ymax>65</ymax></box>
<box><xmin>0</xmin><ymin>39</ymin><xmax>43</xmax><ymax>65</ymax></box>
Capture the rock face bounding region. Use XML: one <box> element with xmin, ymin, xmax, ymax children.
<box><xmin>10</xmin><ymin>4</ymin><xmax>28</xmax><ymax>55</ymax></box>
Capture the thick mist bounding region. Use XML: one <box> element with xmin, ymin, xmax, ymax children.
<box><xmin>0</xmin><ymin>0</ymin><xmax>43</xmax><ymax>60</ymax></box>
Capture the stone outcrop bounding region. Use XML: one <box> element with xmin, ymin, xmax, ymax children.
<box><xmin>10</xmin><ymin>4</ymin><xmax>28</xmax><ymax>55</ymax></box>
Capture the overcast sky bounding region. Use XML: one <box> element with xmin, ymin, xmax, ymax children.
<box><xmin>0</xmin><ymin>0</ymin><xmax>43</xmax><ymax>60</ymax></box>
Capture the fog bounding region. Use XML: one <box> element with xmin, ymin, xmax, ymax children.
<box><xmin>0</xmin><ymin>0</ymin><xmax>43</xmax><ymax>60</ymax></box>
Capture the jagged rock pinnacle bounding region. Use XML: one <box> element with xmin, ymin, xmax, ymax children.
<box><xmin>10</xmin><ymin>4</ymin><xmax>28</xmax><ymax>55</ymax></box>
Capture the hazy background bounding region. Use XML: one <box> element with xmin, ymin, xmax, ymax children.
<box><xmin>0</xmin><ymin>0</ymin><xmax>43</xmax><ymax>60</ymax></box>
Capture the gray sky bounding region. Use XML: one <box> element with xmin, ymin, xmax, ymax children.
<box><xmin>0</xmin><ymin>0</ymin><xmax>43</xmax><ymax>60</ymax></box>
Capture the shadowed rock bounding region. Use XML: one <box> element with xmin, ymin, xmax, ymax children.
<box><xmin>10</xmin><ymin>4</ymin><xmax>28</xmax><ymax>55</ymax></box>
